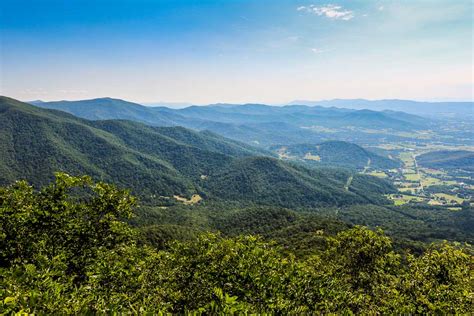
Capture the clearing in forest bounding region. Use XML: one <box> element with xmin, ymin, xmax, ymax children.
<box><xmin>174</xmin><ymin>194</ymin><xmax>202</xmax><ymax>205</ymax></box>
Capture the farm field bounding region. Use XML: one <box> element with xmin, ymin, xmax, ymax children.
<box><xmin>368</xmin><ymin>171</ymin><xmax>388</xmax><ymax>178</ymax></box>
<box><xmin>367</xmin><ymin>143</ymin><xmax>473</xmax><ymax>209</ymax></box>
<box><xmin>386</xmin><ymin>194</ymin><xmax>425</xmax><ymax>206</ymax></box>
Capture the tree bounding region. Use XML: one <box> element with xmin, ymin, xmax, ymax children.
<box><xmin>0</xmin><ymin>172</ymin><xmax>136</xmax><ymax>278</ymax></box>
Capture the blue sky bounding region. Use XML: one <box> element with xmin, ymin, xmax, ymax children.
<box><xmin>0</xmin><ymin>0</ymin><xmax>472</xmax><ymax>103</ymax></box>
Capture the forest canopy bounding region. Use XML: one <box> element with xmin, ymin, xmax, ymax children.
<box><xmin>1</xmin><ymin>174</ymin><xmax>472</xmax><ymax>314</ymax></box>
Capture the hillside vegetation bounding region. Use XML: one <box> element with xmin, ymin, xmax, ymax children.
<box><xmin>202</xmin><ymin>156</ymin><xmax>395</xmax><ymax>207</ymax></box>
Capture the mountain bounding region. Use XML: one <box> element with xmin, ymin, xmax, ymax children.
<box><xmin>33</xmin><ymin>97</ymin><xmax>198</xmax><ymax>126</ymax></box>
<box><xmin>1</xmin><ymin>96</ymin><xmax>394</xmax><ymax>207</ymax></box>
<box><xmin>417</xmin><ymin>150</ymin><xmax>474</xmax><ymax>171</ymax></box>
<box><xmin>270</xmin><ymin>141</ymin><xmax>401</xmax><ymax>170</ymax></box>
<box><xmin>32</xmin><ymin>97</ymin><xmax>431</xmax><ymax>147</ymax></box>
<box><xmin>142</xmin><ymin>101</ymin><xmax>192</xmax><ymax>108</ymax></box>
<box><xmin>289</xmin><ymin>99</ymin><xmax>474</xmax><ymax>117</ymax></box>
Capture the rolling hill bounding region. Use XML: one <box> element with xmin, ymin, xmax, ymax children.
<box><xmin>417</xmin><ymin>150</ymin><xmax>474</xmax><ymax>171</ymax></box>
<box><xmin>202</xmin><ymin>156</ymin><xmax>395</xmax><ymax>207</ymax></box>
<box><xmin>271</xmin><ymin>141</ymin><xmax>401</xmax><ymax>170</ymax></box>
<box><xmin>1</xmin><ymin>96</ymin><xmax>395</xmax><ymax>207</ymax></box>
<box><xmin>174</xmin><ymin>103</ymin><xmax>427</xmax><ymax>130</ymax></box>
<box><xmin>32</xmin><ymin>97</ymin><xmax>196</xmax><ymax>126</ymax></box>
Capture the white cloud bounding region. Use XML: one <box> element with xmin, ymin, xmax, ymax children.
<box><xmin>378</xmin><ymin>6</ymin><xmax>384</xmax><ymax>11</ymax></box>
<box><xmin>298</xmin><ymin>4</ymin><xmax>354</xmax><ymax>21</ymax></box>
<box><xmin>311</xmin><ymin>48</ymin><xmax>326</xmax><ymax>54</ymax></box>
<box><xmin>58</xmin><ymin>89</ymin><xmax>88</xmax><ymax>94</ymax></box>
<box><xmin>21</xmin><ymin>88</ymin><xmax>48</xmax><ymax>95</ymax></box>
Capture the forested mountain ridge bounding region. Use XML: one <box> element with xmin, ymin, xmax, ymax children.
<box><xmin>1</xmin><ymin>96</ymin><xmax>262</xmax><ymax>193</ymax></box>
<box><xmin>32</xmin><ymin>97</ymin><xmax>195</xmax><ymax>126</ymax></box>
<box><xmin>417</xmin><ymin>150</ymin><xmax>474</xmax><ymax>171</ymax></box>
<box><xmin>1</xmin><ymin>96</ymin><xmax>394</xmax><ymax>207</ymax></box>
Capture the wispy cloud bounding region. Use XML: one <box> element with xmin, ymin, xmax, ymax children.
<box><xmin>287</xmin><ymin>35</ymin><xmax>300</xmax><ymax>42</ymax></box>
<box><xmin>297</xmin><ymin>4</ymin><xmax>354</xmax><ymax>21</ymax></box>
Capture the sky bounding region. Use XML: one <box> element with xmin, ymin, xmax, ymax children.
<box><xmin>0</xmin><ymin>0</ymin><xmax>472</xmax><ymax>104</ymax></box>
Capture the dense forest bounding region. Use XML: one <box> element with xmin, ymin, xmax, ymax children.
<box><xmin>1</xmin><ymin>174</ymin><xmax>472</xmax><ymax>314</ymax></box>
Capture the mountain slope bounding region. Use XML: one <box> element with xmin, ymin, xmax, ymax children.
<box><xmin>0</xmin><ymin>96</ymin><xmax>196</xmax><ymax>196</ymax></box>
<box><xmin>202</xmin><ymin>156</ymin><xmax>395</xmax><ymax>207</ymax></box>
<box><xmin>271</xmin><ymin>141</ymin><xmax>401</xmax><ymax>170</ymax></box>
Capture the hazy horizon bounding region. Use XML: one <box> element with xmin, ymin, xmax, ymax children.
<box><xmin>22</xmin><ymin>97</ymin><xmax>474</xmax><ymax>107</ymax></box>
<box><xmin>1</xmin><ymin>0</ymin><xmax>473</xmax><ymax>104</ymax></box>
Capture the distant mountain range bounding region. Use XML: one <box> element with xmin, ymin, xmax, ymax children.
<box><xmin>288</xmin><ymin>99</ymin><xmax>473</xmax><ymax>117</ymax></box>
<box><xmin>1</xmin><ymin>96</ymin><xmax>395</xmax><ymax>207</ymax></box>
<box><xmin>31</xmin><ymin>97</ymin><xmax>433</xmax><ymax>146</ymax></box>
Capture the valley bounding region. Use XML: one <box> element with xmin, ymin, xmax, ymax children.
<box><xmin>371</xmin><ymin>144</ymin><xmax>473</xmax><ymax>208</ymax></box>
<box><xmin>1</xmin><ymin>95</ymin><xmax>472</xmax><ymax>314</ymax></box>
<box><xmin>276</xmin><ymin>141</ymin><xmax>473</xmax><ymax>209</ymax></box>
